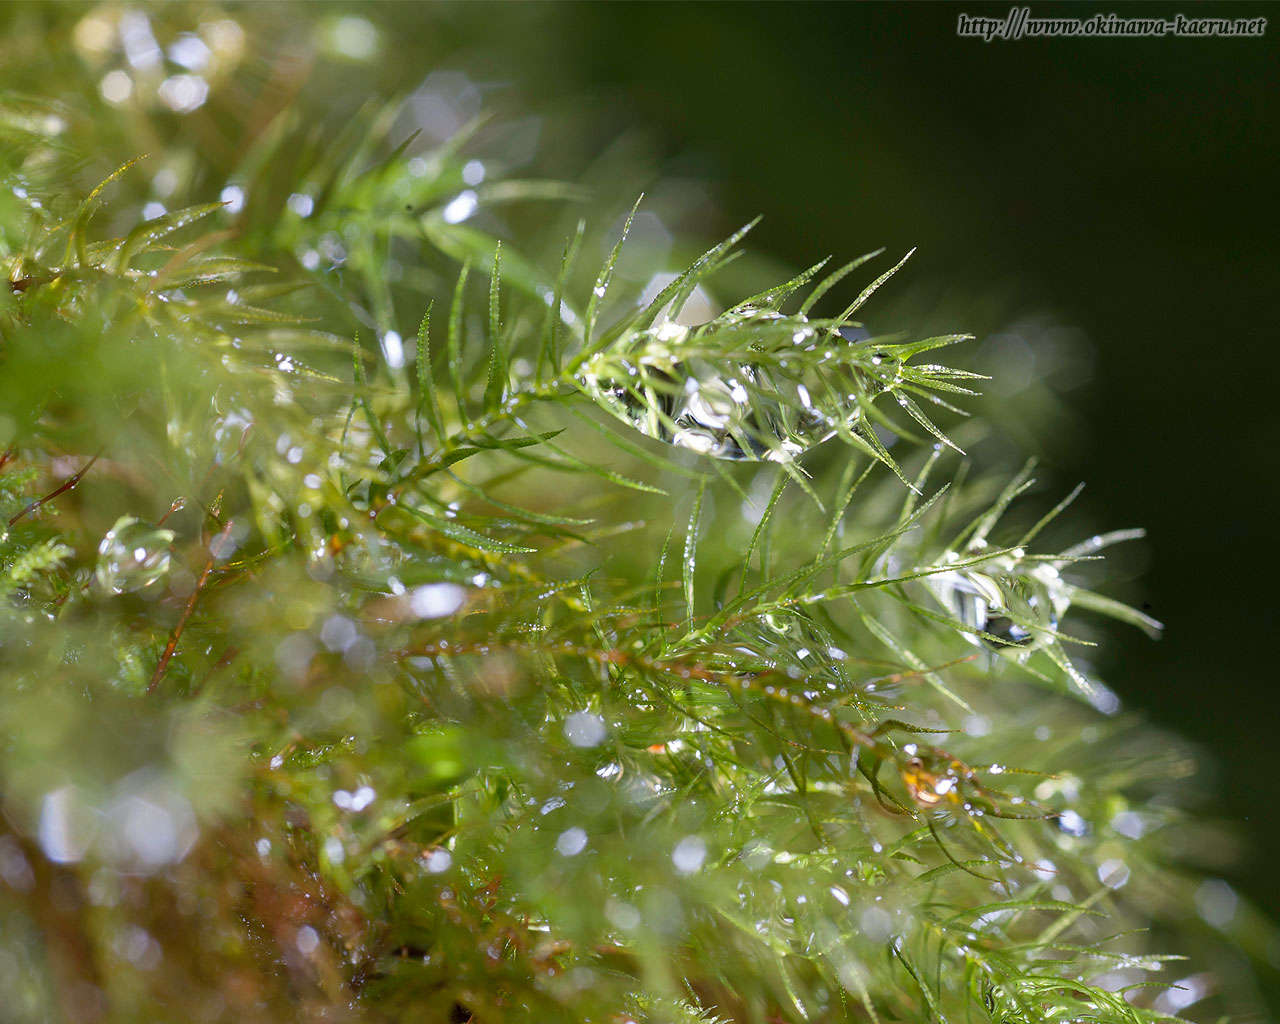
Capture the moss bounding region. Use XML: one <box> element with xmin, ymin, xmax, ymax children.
<box><xmin>0</xmin><ymin>5</ymin><xmax>1270</xmax><ymax>1022</ymax></box>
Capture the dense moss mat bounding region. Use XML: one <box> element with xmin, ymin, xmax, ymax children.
<box><xmin>0</xmin><ymin>6</ymin><xmax>1273</xmax><ymax>1022</ymax></box>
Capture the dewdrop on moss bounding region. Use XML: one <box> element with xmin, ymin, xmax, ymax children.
<box><xmin>580</xmin><ymin>316</ymin><xmax>887</xmax><ymax>463</ymax></box>
<box><xmin>926</xmin><ymin>549</ymin><xmax>1069</xmax><ymax>654</ymax></box>
<box><xmin>96</xmin><ymin>516</ymin><xmax>174</xmax><ymax>594</ymax></box>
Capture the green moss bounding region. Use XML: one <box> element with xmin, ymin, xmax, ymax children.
<box><xmin>0</xmin><ymin>5</ymin><xmax>1270</xmax><ymax>1023</ymax></box>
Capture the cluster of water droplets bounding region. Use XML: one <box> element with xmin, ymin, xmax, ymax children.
<box><xmin>582</xmin><ymin>313</ymin><xmax>896</xmax><ymax>462</ymax></box>
<box><xmin>925</xmin><ymin>542</ymin><xmax>1069</xmax><ymax>654</ymax></box>
<box><xmin>96</xmin><ymin>516</ymin><xmax>174</xmax><ymax>594</ymax></box>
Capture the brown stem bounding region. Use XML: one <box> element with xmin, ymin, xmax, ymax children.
<box><xmin>155</xmin><ymin>497</ymin><xmax>187</xmax><ymax>527</ymax></box>
<box><xmin>7</xmin><ymin>448</ymin><xmax>104</xmax><ymax>526</ymax></box>
<box><xmin>147</xmin><ymin>519</ymin><xmax>233</xmax><ymax>694</ymax></box>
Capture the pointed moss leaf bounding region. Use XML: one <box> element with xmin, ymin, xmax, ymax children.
<box><xmin>403</xmin><ymin>504</ymin><xmax>536</xmax><ymax>554</ymax></box>
<box><xmin>539</xmin><ymin>219</ymin><xmax>585</xmax><ymax>381</ymax></box>
<box><xmin>856</xmin><ymin>605</ymin><xmax>973</xmax><ymax>712</ymax></box>
<box><xmin>447</xmin><ymin>258</ymin><xmax>471</xmax><ymax>413</ymax></box>
<box><xmin>67</xmin><ymin>156</ymin><xmax>145</xmax><ymax>268</ymax></box>
<box><xmin>799</xmin><ymin>249</ymin><xmax>883</xmax><ymax>315</ymax></box>
<box><xmin>352</xmin><ymin>335</ymin><xmax>393</xmax><ymax>457</ymax></box>
<box><xmin>158</xmin><ymin>255</ymin><xmax>277</xmax><ymax>288</ymax></box>
<box><xmin>483</xmin><ymin>242</ymin><xmax>506</xmax><ymax>413</ymax></box>
<box><xmin>426</xmin><ymin>429</ymin><xmax>565</xmax><ymax>472</ymax></box>
<box><xmin>1060</xmin><ymin>528</ymin><xmax>1146</xmax><ymax>559</ymax></box>
<box><xmin>504</xmin><ymin>421</ymin><xmax>668</xmax><ymax>495</ymax></box>
<box><xmin>1018</xmin><ymin>482</ymin><xmax>1085</xmax><ymax>547</ymax></box>
<box><xmin>564</xmin><ymin>406</ymin><xmax>704</xmax><ymax>482</ymax></box>
<box><xmin>416</xmin><ymin>304</ymin><xmax>446</xmax><ymax>441</ymax></box>
<box><xmin>374</xmin><ymin>128</ymin><xmax>422</xmax><ymax>176</ymax></box>
<box><xmin>664</xmin><ymin>217</ymin><xmax>760</xmax><ymax>325</ymax></box>
<box><xmin>1065</xmin><ymin>586</ymin><xmax>1164</xmax><ymax>638</ymax></box>
<box><xmin>472</xmin><ymin>179</ymin><xmax>586</xmax><ymax>206</ymax></box>
<box><xmin>682</xmin><ymin>481</ymin><xmax>704</xmax><ymax>630</ymax></box>
<box><xmin>112</xmin><ymin>201</ymin><xmax>225</xmax><ymax>272</ymax></box>
<box><xmin>821</xmin><ymin>460</ymin><xmax>876</xmax><ymax>558</ymax></box>
<box><xmin>730</xmin><ymin>258</ymin><xmax>828</xmax><ymax>313</ymax></box>
<box><xmin>893</xmin><ymin>391</ymin><xmax>964</xmax><ymax>454</ymax></box>
<box><xmin>832</xmin><ymin>248</ymin><xmax>915</xmax><ymax>328</ymax></box>
<box><xmin>879</xmin><ymin>334</ymin><xmax>976</xmax><ymax>361</ymax></box>
<box><xmin>741</xmin><ymin>471</ymin><xmax>789</xmax><ymax>591</ymax></box>
<box><xmin>445</xmin><ymin>470</ymin><xmax>593</xmax><ymax>528</ymax></box>
<box><xmin>584</xmin><ymin>195</ymin><xmax>642</xmax><ymax>347</ymax></box>
<box><xmin>208</xmin><ymin>301</ymin><xmax>315</xmax><ymax>325</ymax></box>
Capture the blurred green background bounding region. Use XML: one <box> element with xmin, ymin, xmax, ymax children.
<box><xmin>9</xmin><ymin>0</ymin><xmax>1279</xmax><ymax>954</ymax></box>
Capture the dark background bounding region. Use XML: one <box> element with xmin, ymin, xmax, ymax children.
<box><xmin>428</xmin><ymin>0</ymin><xmax>1280</xmax><ymax>920</ymax></box>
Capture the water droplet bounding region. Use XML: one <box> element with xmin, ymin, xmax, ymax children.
<box><xmin>168</xmin><ymin>32</ymin><xmax>211</xmax><ymax>71</ymax></box>
<box><xmin>926</xmin><ymin>549</ymin><xmax>1068</xmax><ymax>652</ymax></box>
<box><xmin>902</xmin><ymin>756</ymin><xmax>951</xmax><ymax>806</ymax></box>
<box><xmin>1195</xmin><ymin>879</ymin><xmax>1238</xmax><ymax>927</ymax></box>
<box><xmin>296</xmin><ymin>925</ymin><xmax>320</xmax><ymax>955</ymax></box>
<box><xmin>606</xmin><ymin>898</ymin><xmax>641</xmax><ymax>930</ymax></box>
<box><xmin>1110</xmin><ymin>810</ymin><xmax>1146</xmax><ymax>839</ymax></box>
<box><xmin>564</xmin><ymin>711</ymin><xmax>606</xmax><ymax>748</ymax></box>
<box><xmin>157</xmin><ymin>74</ymin><xmax>209</xmax><ymax>113</ymax></box>
<box><xmin>409</xmin><ymin>583</ymin><xmax>466</xmax><ymax>619</ymax></box>
<box><xmin>100</xmin><ymin>70</ymin><xmax>133</xmax><ymax>104</ymax></box>
<box><xmin>556</xmin><ymin>826</ymin><xmax>588</xmax><ymax>856</ymax></box>
<box><xmin>442</xmin><ymin>190</ymin><xmax>477</xmax><ymax>224</ymax></box>
<box><xmin>380</xmin><ymin>330</ymin><xmax>404</xmax><ymax>369</ymax></box>
<box><xmin>96</xmin><ymin>517</ymin><xmax>174</xmax><ymax>594</ymax></box>
<box><xmin>1097</xmin><ymin>858</ymin><xmax>1130</xmax><ymax>889</ymax></box>
<box><xmin>1029</xmin><ymin>858</ymin><xmax>1056</xmax><ymax>881</ymax></box>
<box><xmin>38</xmin><ymin>786</ymin><xmax>95</xmax><ymax>864</ymax></box>
<box><xmin>320</xmin><ymin>15</ymin><xmax>380</xmax><ymax>60</ymax></box>
<box><xmin>672</xmin><ymin>835</ymin><xmax>706</xmax><ymax>874</ymax></box>
<box><xmin>286</xmin><ymin>192</ymin><xmax>314</xmax><ymax>218</ymax></box>
<box><xmin>1056</xmin><ymin>809</ymin><xmax>1088</xmax><ymax>837</ymax></box>
<box><xmin>580</xmin><ymin>311</ymin><xmax>876</xmax><ymax>462</ymax></box>
<box><xmin>859</xmin><ymin>906</ymin><xmax>893</xmax><ymax>942</ymax></box>
<box><xmin>323</xmin><ymin>836</ymin><xmax>345</xmax><ymax>864</ymax></box>
<box><xmin>219</xmin><ymin>184</ymin><xmax>245</xmax><ymax>214</ymax></box>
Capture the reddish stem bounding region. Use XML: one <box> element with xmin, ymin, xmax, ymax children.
<box><xmin>155</xmin><ymin>497</ymin><xmax>187</xmax><ymax>527</ymax></box>
<box><xmin>7</xmin><ymin>448</ymin><xmax>104</xmax><ymax>526</ymax></box>
<box><xmin>147</xmin><ymin>519</ymin><xmax>233</xmax><ymax>694</ymax></box>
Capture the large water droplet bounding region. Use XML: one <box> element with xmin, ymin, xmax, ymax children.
<box><xmin>581</xmin><ymin>311</ymin><xmax>889</xmax><ymax>462</ymax></box>
<box><xmin>926</xmin><ymin>549</ymin><xmax>1068</xmax><ymax>652</ymax></box>
<box><xmin>96</xmin><ymin>516</ymin><xmax>174</xmax><ymax>594</ymax></box>
<box><xmin>1056</xmin><ymin>809</ymin><xmax>1088</xmax><ymax>838</ymax></box>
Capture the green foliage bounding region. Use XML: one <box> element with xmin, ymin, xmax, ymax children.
<box><xmin>0</xmin><ymin>6</ymin><xmax>1270</xmax><ymax>1024</ymax></box>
